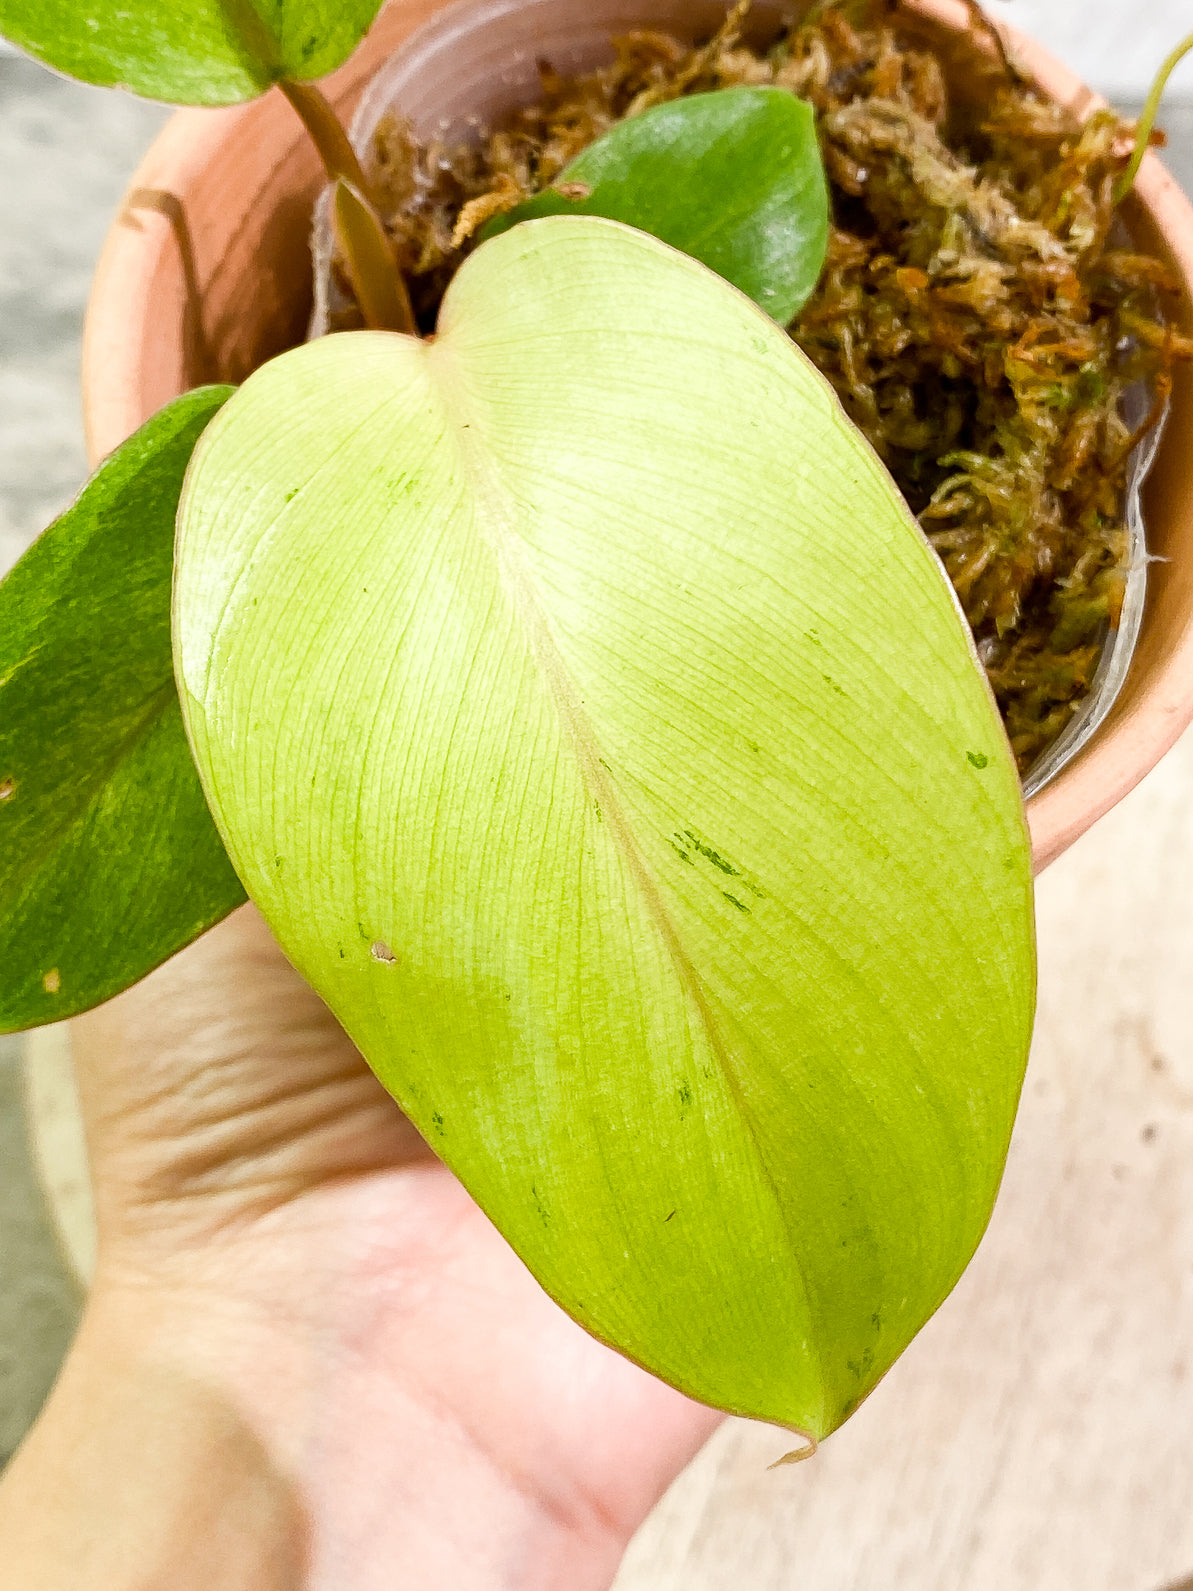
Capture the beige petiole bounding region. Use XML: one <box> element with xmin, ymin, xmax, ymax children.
<box><xmin>279</xmin><ymin>79</ymin><xmax>416</xmax><ymax>335</ymax></box>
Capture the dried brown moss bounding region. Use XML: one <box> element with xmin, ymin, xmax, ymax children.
<box><xmin>338</xmin><ymin>0</ymin><xmax>1192</xmax><ymax>774</ymax></box>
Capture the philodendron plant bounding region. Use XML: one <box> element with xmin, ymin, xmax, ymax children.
<box><xmin>0</xmin><ymin>0</ymin><xmax>1036</xmax><ymax>1448</ymax></box>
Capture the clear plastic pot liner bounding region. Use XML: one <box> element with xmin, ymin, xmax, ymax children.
<box><xmin>1020</xmin><ymin>379</ymin><xmax>1164</xmax><ymax>799</ymax></box>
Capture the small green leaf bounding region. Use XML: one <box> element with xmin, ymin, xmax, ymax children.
<box><xmin>0</xmin><ymin>387</ymin><xmax>245</xmax><ymax>1034</ymax></box>
<box><xmin>0</xmin><ymin>0</ymin><xmax>384</xmax><ymax>106</ymax></box>
<box><xmin>482</xmin><ymin>87</ymin><xmax>830</xmax><ymax>322</ymax></box>
<box><xmin>175</xmin><ymin>219</ymin><xmax>1034</xmax><ymax>1438</ymax></box>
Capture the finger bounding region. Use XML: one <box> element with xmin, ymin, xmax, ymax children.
<box><xmin>70</xmin><ymin>905</ymin><xmax>430</xmax><ymax>1251</ymax></box>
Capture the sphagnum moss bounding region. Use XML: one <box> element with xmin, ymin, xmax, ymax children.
<box><xmin>329</xmin><ymin>0</ymin><xmax>1192</xmax><ymax>774</ymax></box>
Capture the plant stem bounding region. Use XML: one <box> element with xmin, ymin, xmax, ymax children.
<box><xmin>1115</xmin><ymin>29</ymin><xmax>1193</xmax><ymax>204</ymax></box>
<box><xmin>279</xmin><ymin>80</ymin><xmax>374</xmax><ymax>201</ymax></box>
<box><xmin>279</xmin><ymin>80</ymin><xmax>417</xmax><ymax>336</ymax></box>
<box><xmin>332</xmin><ymin>178</ymin><xmax>417</xmax><ymax>337</ymax></box>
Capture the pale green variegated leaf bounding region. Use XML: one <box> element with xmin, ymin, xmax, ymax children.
<box><xmin>481</xmin><ymin>87</ymin><xmax>830</xmax><ymax>322</ymax></box>
<box><xmin>0</xmin><ymin>0</ymin><xmax>383</xmax><ymax>105</ymax></box>
<box><xmin>0</xmin><ymin>386</ymin><xmax>245</xmax><ymax>1034</ymax></box>
<box><xmin>175</xmin><ymin>218</ymin><xmax>1035</xmax><ymax>1438</ymax></box>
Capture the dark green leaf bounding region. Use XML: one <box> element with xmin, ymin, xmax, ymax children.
<box><xmin>0</xmin><ymin>0</ymin><xmax>385</xmax><ymax>106</ymax></box>
<box><xmin>0</xmin><ymin>386</ymin><xmax>245</xmax><ymax>1034</ymax></box>
<box><xmin>482</xmin><ymin>87</ymin><xmax>830</xmax><ymax>322</ymax></box>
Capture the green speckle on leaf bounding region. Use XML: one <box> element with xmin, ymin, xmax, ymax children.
<box><xmin>967</xmin><ymin>751</ymin><xmax>989</xmax><ymax>769</ymax></box>
<box><xmin>683</xmin><ymin>830</ymin><xmax>739</xmax><ymax>876</ymax></box>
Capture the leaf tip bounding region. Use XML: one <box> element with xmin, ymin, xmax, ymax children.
<box><xmin>767</xmin><ymin>1430</ymin><xmax>820</xmax><ymax>1469</ymax></box>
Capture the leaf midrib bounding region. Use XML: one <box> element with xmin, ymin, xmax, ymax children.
<box><xmin>428</xmin><ymin>341</ymin><xmax>822</xmax><ymax>1408</ymax></box>
<box><xmin>217</xmin><ymin>0</ymin><xmax>284</xmax><ymax>79</ymax></box>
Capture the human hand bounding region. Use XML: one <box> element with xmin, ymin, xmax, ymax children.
<box><xmin>0</xmin><ymin>905</ymin><xmax>719</xmax><ymax>1590</ymax></box>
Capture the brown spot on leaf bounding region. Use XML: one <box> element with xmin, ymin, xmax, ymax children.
<box><xmin>370</xmin><ymin>941</ymin><xmax>397</xmax><ymax>964</ymax></box>
<box><xmin>0</xmin><ymin>778</ymin><xmax>14</xmax><ymax>801</ymax></box>
<box><xmin>553</xmin><ymin>181</ymin><xmax>592</xmax><ymax>201</ymax></box>
<box><xmin>43</xmin><ymin>969</ymin><xmax>60</xmax><ymax>994</ymax></box>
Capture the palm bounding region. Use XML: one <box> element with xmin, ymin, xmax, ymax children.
<box><xmin>72</xmin><ymin>905</ymin><xmax>719</xmax><ymax>1566</ymax></box>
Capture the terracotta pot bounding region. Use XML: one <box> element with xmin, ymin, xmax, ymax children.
<box><xmin>82</xmin><ymin>0</ymin><xmax>1193</xmax><ymax>872</ymax></box>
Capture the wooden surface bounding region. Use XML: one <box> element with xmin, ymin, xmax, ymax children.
<box><xmin>613</xmin><ymin>723</ymin><xmax>1193</xmax><ymax>1591</ymax></box>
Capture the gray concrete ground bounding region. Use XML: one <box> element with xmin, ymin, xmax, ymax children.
<box><xmin>0</xmin><ymin>58</ymin><xmax>167</xmax><ymax>580</ymax></box>
<box><xmin>2</xmin><ymin>22</ymin><xmax>1193</xmax><ymax>1498</ymax></box>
